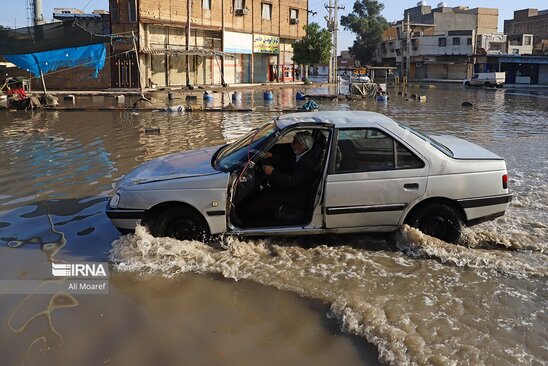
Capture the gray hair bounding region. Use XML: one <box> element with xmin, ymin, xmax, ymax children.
<box><xmin>295</xmin><ymin>131</ymin><xmax>314</xmax><ymax>151</ymax></box>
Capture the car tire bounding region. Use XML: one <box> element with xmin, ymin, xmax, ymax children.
<box><xmin>484</xmin><ymin>82</ymin><xmax>491</xmax><ymax>88</ymax></box>
<box><xmin>407</xmin><ymin>203</ymin><xmax>462</xmax><ymax>243</ymax></box>
<box><xmin>150</xmin><ymin>206</ymin><xmax>210</xmax><ymax>241</ymax></box>
<box><xmin>464</xmin><ymin>81</ymin><xmax>470</xmax><ymax>86</ymax></box>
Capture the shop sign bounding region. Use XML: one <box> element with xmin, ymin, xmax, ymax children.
<box><xmin>253</xmin><ymin>34</ymin><xmax>279</xmax><ymax>54</ymax></box>
<box><xmin>223</xmin><ymin>31</ymin><xmax>253</xmax><ymax>54</ymax></box>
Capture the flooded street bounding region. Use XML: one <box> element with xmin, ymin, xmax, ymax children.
<box><xmin>0</xmin><ymin>84</ymin><xmax>546</xmax><ymax>365</ymax></box>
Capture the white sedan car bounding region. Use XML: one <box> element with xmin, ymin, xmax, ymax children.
<box><xmin>107</xmin><ymin>111</ymin><xmax>512</xmax><ymax>243</ymax></box>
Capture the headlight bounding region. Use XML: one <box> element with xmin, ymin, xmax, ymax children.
<box><xmin>109</xmin><ymin>193</ymin><xmax>120</xmax><ymax>208</ymax></box>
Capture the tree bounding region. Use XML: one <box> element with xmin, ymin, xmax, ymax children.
<box><xmin>292</xmin><ymin>23</ymin><xmax>332</xmax><ymax>66</ymax></box>
<box><xmin>340</xmin><ymin>0</ymin><xmax>388</xmax><ymax>65</ymax></box>
<box><xmin>0</xmin><ymin>25</ymin><xmax>10</xmax><ymax>32</ymax></box>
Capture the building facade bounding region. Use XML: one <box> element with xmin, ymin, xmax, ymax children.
<box><xmin>504</xmin><ymin>9</ymin><xmax>548</xmax><ymax>55</ymax></box>
<box><xmin>109</xmin><ymin>0</ymin><xmax>308</xmax><ymax>89</ymax></box>
<box><xmin>375</xmin><ymin>3</ymin><xmax>499</xmax><ymax>80</ymax></box>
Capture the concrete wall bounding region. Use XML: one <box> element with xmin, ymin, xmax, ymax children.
<box><xmin>412</xmin><ymin>35</ymin><xmax>472</xmax><ymax>56</ymax></box>
<box><xmin>504</xmin><ymin>9</ymin><xmax>548</xmax><ymax>45</ymax></box>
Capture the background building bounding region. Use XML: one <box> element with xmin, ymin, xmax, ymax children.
<box><xmin>504</xmin><ymin>9</ymin><xmax>548</xmax><ymax>55</ymax></box>
<box><xmin>109</xmin><ymin>0</ymin><xmax>308</xmax><ymax>89</ymax></box>
<box><xmin>375</xmin><ymin>2</ymin><xmax>500</xmax><ymax>81</ymax></box>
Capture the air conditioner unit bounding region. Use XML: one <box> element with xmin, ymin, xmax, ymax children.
<box><xmin>235</xmin><ymin>8</ymin><xmax>248</xmax><ymax>16</ymax></box>
<box><xmin>290</xmin><ymin>18</ymin><xmax>299</xmax><ymax>24</ymax></box>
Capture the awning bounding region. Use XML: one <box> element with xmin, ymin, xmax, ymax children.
<box><xmin>499</xmin><ymin>56</ymin><xmax>548</xmax><ymax>64</ymax></box>
<box><xmin>141</xmin><ymin>47</ymin><xmax>231</xmax><ymax>57</ymax></box>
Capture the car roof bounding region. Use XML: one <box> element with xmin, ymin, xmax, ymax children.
<box><xmin>276</xmin><ymin>111</ymin><xmax>401</xmax><ymax>130</ymax></box>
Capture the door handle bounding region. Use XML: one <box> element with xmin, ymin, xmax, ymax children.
<box><xmin>404</xmin><ymin>183</ymin><xmax>419</xmax><ymax>190</ymax></box>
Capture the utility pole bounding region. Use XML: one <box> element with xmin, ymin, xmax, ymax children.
<box><xmin>406</xmin><ymin>12</ymin><xmax>411</xmax><ymax>79</ymax></box>
<box><xmin>325</xmin><ymin>0</ymin><xmax>344</xmax><ymax>86</ymax></box>
<box><xmin>325</xmin><ymin>0</ymin><xmax>333</xmax><ymax>83</ymax></box>
<box><xmin>186</xmin><ymin>0</ymin><xmax>191</xmax><ymax>87</ymax></box>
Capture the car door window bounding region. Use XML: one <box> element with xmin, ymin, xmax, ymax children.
<box><xmin>335</xmin><ymin>128</ymin><xmax>424</xmax><ymax>173</ymax></box>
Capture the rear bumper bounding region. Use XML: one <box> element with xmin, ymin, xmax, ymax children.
<box><xmin>458</xmin><ymin>194</ymin><xmax>513</xmax><ymax>225</ymax></box>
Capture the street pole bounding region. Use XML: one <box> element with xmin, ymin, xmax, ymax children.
<box><xmin>325</xmin><ymin>0</ymin><xmax>344</xmax><ymax>86</ymax></box>
<box><xmin>327</xmin><ymin>0</ymin><xmax>333</xmax><ymax>83</ymax></box>
<box><xmin>333</xmin><ymin>0</ymin><xmax>338</xmax><ymax>91</ymax></box>
<box><xmin>406</xmin><ymin>13</ymin><xmax>411</xmax><ymax>80</ymax></box>
<box><xmin>186</xmin><ymin>0</ymin><xmax>191</xmax><ymax>87</ymax></box>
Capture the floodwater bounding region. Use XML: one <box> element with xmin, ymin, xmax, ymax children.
<box><xmin>0</xmin><ymin>84</ymin><xmax>546</xmax><ymax>365</ymax></box>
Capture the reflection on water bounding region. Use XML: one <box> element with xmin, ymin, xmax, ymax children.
<box><xmin>0</xmin><ymin>84</ymin><xmax>547</xmax><ymax>365</ymax></box>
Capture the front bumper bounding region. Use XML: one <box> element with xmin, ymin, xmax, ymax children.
<box><xmin>106</xmin><ymin>208</ymin><xmax>146</xmax><ymax>230</ymax></box>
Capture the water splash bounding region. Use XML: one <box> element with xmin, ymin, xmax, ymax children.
<box><xmin>110</xmin><ymin>226</ymin><xmax>545</xmax><ymax>365</ymax></box>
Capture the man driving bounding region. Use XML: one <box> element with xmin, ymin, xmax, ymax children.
<box><xmin>239</xmin><ymin>131</ymin><xmax>317</xmax><ymax>223</ymax></box>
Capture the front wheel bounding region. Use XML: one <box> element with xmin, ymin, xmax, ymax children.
<box><xmin>464</xmin><ymin>81</ymin><xmax>470</xmax><ymax>86</ymax></box>
<box><xmin>484</xmin><ymin>82</ymin><xmax>491</xmax><ymax>88</ymax></box>
<box><xmin>149</xmin><ymin>206</ymin><xmax>210</xmax><ymax>241</ymax></box>
<box><xmin>406</xmin><ymin>203</ymin><xmax>462</xmax><ymax>243</ymax></box>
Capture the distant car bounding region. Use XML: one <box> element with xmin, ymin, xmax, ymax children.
<box><xmin>107</xmin><ymin>111</ymin><xmax>512</xmax><ymax>243</ymax></box>
<box><xmin>464</xmin><ymin>72</ymin><xmax>505</xmax><ymax>88</ymax></box>
<box><xmin>350</xmin><ymin>74</ymin><xmax>371</xmax><ymax>83</ymax></box>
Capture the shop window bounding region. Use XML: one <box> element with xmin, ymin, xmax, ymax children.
<box><xmin>439</xmin><ymin>38</ymin><xmax>446</xmax><ymax>47</ymax></box>
<box><xmin>262</xmin><ymin>3</ymin><xmax>272</xmax><ymax>20</ymax></box>
<box><xmin>128</xmin><ymin>0</ymin><xmax>137</xmax><ymax>23</ymax></box>
<box><xmin>110</xmin><ymin>1</ymin><xmax>119</xmax><ymax>23</ymax></box>
<box><xmin>453</xmin><ymin>37</ymin><xmax>460</xmax><ymax>45</ymax></box>
<box><xmin>203</xmin><ymin>0</ymin><xmax>211</xmax><ymax>9</ymax></box>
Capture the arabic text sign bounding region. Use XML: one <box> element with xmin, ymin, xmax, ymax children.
<box><xmin>253</xmin><ymin>34</ymin><xmax>279</xmax><ymax>54</ymax></box>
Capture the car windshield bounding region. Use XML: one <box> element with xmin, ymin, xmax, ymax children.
<box><xmin>399</xmin><ymin>123</ymin><xmax>454</xmax><ymax>157</ymax></box>
<box><xmin>213</xmin><ymin>121</ymin><xmax>279</xmax><ymax>171</ymax></box>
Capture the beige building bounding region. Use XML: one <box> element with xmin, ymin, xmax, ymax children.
<box><xmin>375</xmin><ymin>3</ymin><xmax>500</xmax><ymax>80</ymax></box>
<box><xmin>109</xmin><ymin>0</ymin><xmax>308</xmax><ymax>88</ymax></box>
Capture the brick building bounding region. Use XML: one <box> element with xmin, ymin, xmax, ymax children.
<box><xmin>504</xmin><ymin>9</ymin><xmax>548</xmax><ymax>55</ymax></box>
<box><xmin>109</xmin><ymin>0</ymin><xmax>308</xmax><ymax>88</ymax></box>
<box><xmin>375</xmin><ymin>3</ymin><xmax>499</xmax><ymax>80</ymax></box>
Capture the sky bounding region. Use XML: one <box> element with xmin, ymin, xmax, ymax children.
<box><xmin>2</xmin><ymin>0</ymin><xmax>547</xmax><ymax>54</ymax></box>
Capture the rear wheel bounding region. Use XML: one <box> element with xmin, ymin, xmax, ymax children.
<box><xmin>407</xmin><ymin>203</ymin><xmax>462</xmax><ymax>243</ymax></box>
<box><xmin>150</xmin><ymin>206</ymin><xmax>210</xmax><ymax>241</ymax></box>
<box><xmin>484</xmin><ymin>82</ymin><xmax>491</xmax><ymax>88</ymax></box>
<box><xmin>464</xmin><ymin>81</ymin><xmax>470</xmax><ymax>86</ymax></box>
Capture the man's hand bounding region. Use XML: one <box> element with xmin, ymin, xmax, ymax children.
<box><xmin>264</xmin><ymin>152</ymin><xmax>273</xmax><ymax>159</ymax></box>
<box><xmin>262</xmin><ymin>165</ymin><xmax>274</xmax><ymax>175</ymax></box>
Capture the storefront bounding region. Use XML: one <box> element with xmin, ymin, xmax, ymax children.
<box><xmin>279</xmin><ymin>39</ymin><xmax>295</xmax><ymax>82</ymax></box>
<box><xmin>223</xmin><ymin>31</ymin><xmax>252</xmax><ymax>84</ymax></box>
<box><xmin>253</xmin><ymin>34</ymin><xmax>279</xmax><ymax>83</ymax></box>
<box><xmin>144</xmin><ymin>25</ymin><xmax>222</xmax><ymax>87</ymax></box>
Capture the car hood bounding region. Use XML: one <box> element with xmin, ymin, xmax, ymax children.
<box><xmin>119</xmin><ymin>146</ymin><xmax>222</xmax><ymax>187</ymax></box>
<box><xmin>432</xmin><ymin>135</ymin><xmax>503</xmax><ymax>160</ymax></box>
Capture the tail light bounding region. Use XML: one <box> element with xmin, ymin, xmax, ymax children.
<box><xmin>502</xmin><ymin>174</ymin><xmax>508</xmax><ymax>189</ymax></box>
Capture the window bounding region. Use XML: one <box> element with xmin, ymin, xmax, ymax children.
<box><xmin>524</xmin><ymin>36</ymin><xmax>531</xmax><ymax>46</ymax></box>
<box><xmin>335</xmin><ymin>128</ymin><xmax>424</xmax><ymax>173</ymax></box>
<box><xmin>453</xmin><ymin>37</ymin><xmax>460</xmax><ymax>45</ymax></box>
<box><xmin>438</xmin><ymin>38</ymin><xmax>446</xmax><ymax>47</ymax></box>
<box><xmin>467</xmin><ymin>38</ymin><xmax>472</xmax><ymax>45</ymax></box>
<box><xmin>513</xmin><ymin>48</ymin><xmax>519</xmax><ymax>54</ymax></box>
<box><xmin>203</xmin><ymin>0</ymin><xmax>211</xmax><ymax>9</ymax></box>
<box><xmin>234</xmin><ymin>0</ymin><xmax>244</xmax><ymax>10</ymax></box>
<box><xmin>290</xmin><ymin>8</ymin><xmax>298</xmax><ymax>20</ymax></box>
<box><xmin>128</xmin><ymin>0</ymin><xmax>137</xmax><ymax>23</ymax></box>
<box><xmin>111</xmin><ymin>0</ymin><xmax>119</xmax><ymax>22</ymax></box>
<box><xmin>262</xmin><ymin>3</ymin><xmax>272</xmax><ymax>20</ymax></box>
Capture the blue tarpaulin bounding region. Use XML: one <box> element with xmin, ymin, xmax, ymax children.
<box><xmin>4</xmin><ymin>43</ymin><xmax>107</xmax><ymax>78</ymax></box>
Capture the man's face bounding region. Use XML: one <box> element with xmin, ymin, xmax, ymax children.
<box><xmin>291</xmin><ymin>137</ymin><xmax>306</xmax><ymax>155</ymax></box>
